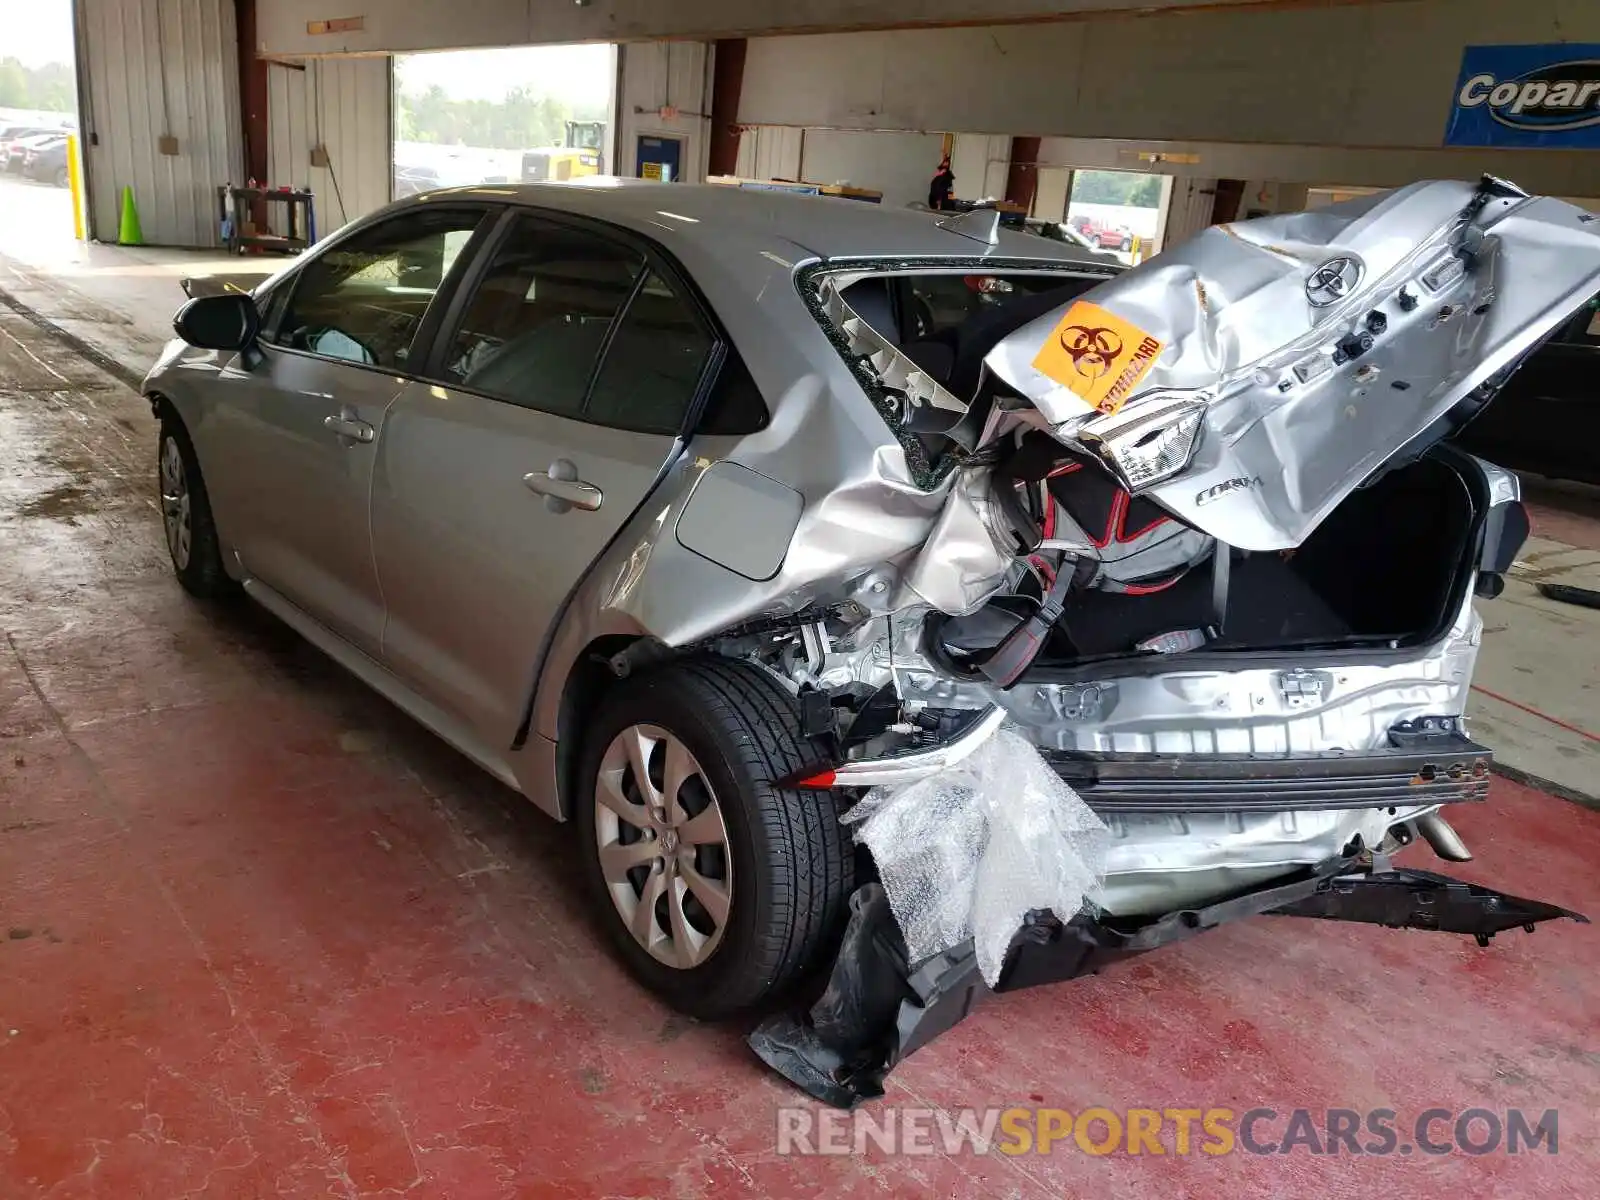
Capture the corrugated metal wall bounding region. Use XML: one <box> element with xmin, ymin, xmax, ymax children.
<box><xmin>733</xmin><ymin>126</ymin><xmax>802</xmax><ymax>182</ymax></box>
<box><xmin>267</xmin><ymin>57</ymin><xmax>394</xmax><ymax>237</ymax></box>
<box><xmin>1162</xmin><ymin>177</ymin><xmax>1220</xmax><ymax>249</ymax></box>
<box><xmin>617</xmin><ymin>42</ymin><xmax>711</xmax><ymax>183</ymax></box>
<box><xmin>77</xmin><ymin>0</ymin><xmax>243</xmax><ymax>247</ymax></box>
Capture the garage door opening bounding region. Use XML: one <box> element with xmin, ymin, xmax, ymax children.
<box><xmin>393</xmin><ymin>44</ymin><xmax>617</xmax><ymax>198</ymax></box>
<box><xmin>0</xmin><ymin>0</ymin><xmax>82</xmax><ymax>265</ymax></box>
<box><xmin>1062</xmin><ymin>169</ymin><xmax>1167</xmax><ymax>265</ymax></box>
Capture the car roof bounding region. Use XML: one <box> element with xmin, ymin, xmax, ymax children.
<box><xmin>407</xmin><ymin>179</ymin><xmax>1106</xmax><ymax>268</ymax></box>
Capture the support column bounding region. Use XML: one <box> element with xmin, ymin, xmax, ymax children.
<box><xmin>707</xmin><ymin>38</ymin><xmax>747</xmax><ymax>178</ymax></box>
<box><xmin>235</xmin><ymin>0</ymin><xmax>270</xmax><ymax>233</ymax></box>
<box><xmin>1005</xmin><ymin>136</ymin><xmax>1040</xmax><ymax>214</ymax></box>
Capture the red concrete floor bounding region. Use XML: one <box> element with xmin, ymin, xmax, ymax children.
<box><xmin>1522</xmin><ymin>477</ymin><xmax>1600</xmax><ymax>554</ymax></box>
<box><xmin>2</xmin><ymin>307</ymin><xmax>1599</xmax><ymax>1198</ymax></box>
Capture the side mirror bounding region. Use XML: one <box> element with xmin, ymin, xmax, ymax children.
<box><xmin>173</xmin><ymin>292</ymin><xmax>260</xmax><ymax>352</ymax></box>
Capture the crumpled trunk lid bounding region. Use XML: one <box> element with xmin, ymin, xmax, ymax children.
<box><xmin>984</xmin><ymin>179</ymin><xmax>1600</xmax><ymax>550</ymax></box>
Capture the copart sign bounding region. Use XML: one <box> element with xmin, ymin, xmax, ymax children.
<box><xmin>1445</xmin><ymin>44</ymin><xmax>1600</xmax><ymax>148</ymax></box>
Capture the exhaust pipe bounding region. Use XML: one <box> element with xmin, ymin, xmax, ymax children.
<box><xmin>1412</xmin><ymin>812</ymin><xmax>1473</xmax><ymax>862</ymax></box>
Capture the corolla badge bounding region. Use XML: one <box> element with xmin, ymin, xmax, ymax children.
<box><xmin>1305</xmin><ymin>257</ymin><xmax>1364</xmax><ymax>307</ymax></box>
<box><xmin>1196</xmin><ymin>476</ymin><xmax>1262</xmax><ymax>507</ymax></box>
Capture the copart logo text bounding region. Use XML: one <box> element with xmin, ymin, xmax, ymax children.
<box><xmin>1457</xmin><ymin>60</ymin><xmax>1600</xmax><ymax>132</ymax></box>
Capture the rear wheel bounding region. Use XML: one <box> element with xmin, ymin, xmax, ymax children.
<box><xmin>158</xmin><ymin>415</ymin><xmax>237</xmax><ymax>599</ymax></box>
<box><xmin>53</xmin><ymin>166</ymin><xmax>68</xmax><ymax>189</ymax></box>
<box><xmin>574</xmin><ymin>659</ymin><xmax>855</xmax><ymax>1019</ymax></box>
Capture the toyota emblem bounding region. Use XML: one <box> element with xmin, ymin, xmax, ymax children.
<box><xmin>1305</xmin><ymin>256</ymin><xmax>1364</xmax><ymax>307</ymax></box>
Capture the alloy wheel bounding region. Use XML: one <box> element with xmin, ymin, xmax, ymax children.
<box><xmin>159</xmin><ymin>436</ymin><xmax>192</xmax><ymax>570</ymax></box>
<box><xmin>593</xmin><ymin>724</ymin><xmax>733</xmax><ymax>969</ymax></box>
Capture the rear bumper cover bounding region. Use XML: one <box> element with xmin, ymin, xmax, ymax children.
<box><xmin>750</xmin><ymin>860</ymin><xmax>1586</xmax><ymax>1109</ymax></box>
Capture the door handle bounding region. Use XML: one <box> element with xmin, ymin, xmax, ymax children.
<box><xmin>323</xmin><ymin>413</ymin><xmax>374</xmax><ymax>443</ymax></box>
<box><xmin>524</xmin><ymin>462</ymin><xmax>603</xmax><ymax>513</ymax></box>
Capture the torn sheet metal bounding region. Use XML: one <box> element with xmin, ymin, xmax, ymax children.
<box><xmin>985</xmin><ymin>181</ymin><xmax>1600</xmax><ymax>550</ymax></box>
<box><xmin>894</xmin><ymin>464</ymin><xmax>1016</xmax><ymax>615</ymax></box>
<box><xmin>841</xmin><ymin>728</ymin><xmax>1109</xmax><ymax>987</ymax></box>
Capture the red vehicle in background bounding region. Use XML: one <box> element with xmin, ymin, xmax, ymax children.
<box><xmin>1069</xmin><ymin>212</ymin><xmax>1133</xmax><ymax>251</ymax></box>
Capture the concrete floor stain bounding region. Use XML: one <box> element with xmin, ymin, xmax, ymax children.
<box><xmin>14</xmin><ymin>481</ymin><xmax>94</xmax><ymax>522</ymax></box>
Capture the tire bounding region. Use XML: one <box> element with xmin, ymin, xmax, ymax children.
<box><xmin>53</xmin><ymin>167</ymin><xmax>69</xmax><ymax>189</ymax></box>
<box><xmin>157</xmin><ymin>413</ymin><xmax>237</xmax><ymax>599</ymax></box>
<box><xmin>574</xmin><ymin>658</ymin><xmax>855</xmax><ymax>1019</ymax></box>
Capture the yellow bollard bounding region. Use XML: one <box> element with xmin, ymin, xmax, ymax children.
<box><xmin>66</xmin><ymin>134</ymin><xmax>86</xmax><ymax>242</ymax></box>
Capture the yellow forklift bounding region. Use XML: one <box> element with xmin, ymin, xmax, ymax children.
<box><xmin>521</xmin><ymin>120</ymin><xmax>607</xmax><ymax>183</ymax></box>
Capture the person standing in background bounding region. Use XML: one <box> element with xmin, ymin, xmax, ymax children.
<box><xmin>928</xmin><ymin>156</ymin><xmax>956</xmax><ymax>210</ymax></box>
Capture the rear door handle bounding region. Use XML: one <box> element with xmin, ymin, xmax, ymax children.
<box><xmin>323</xmin><ymin>413</ymin><xmax>374</xmax><ymax>443</ymax></box>
<box><xmin>524</xmin><ymin>462</ymin><xmax>603</xmax><ymax>513</ymax></box>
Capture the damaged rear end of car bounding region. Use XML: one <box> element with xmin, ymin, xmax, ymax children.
<box><xmin>533</xmin><ymin>181</ymin><xmax>1595</xmax><ymax>1108</ymax></box>
<box><xmin>725</xmin><ymin>181</ymin><xmax>1596</xmax><ymax>1106</ymax></box>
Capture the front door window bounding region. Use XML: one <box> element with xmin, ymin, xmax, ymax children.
<box><xmin>273</xmin><ymin>210</ymin><xmax>486</xmax><ymax>369</ymax></box>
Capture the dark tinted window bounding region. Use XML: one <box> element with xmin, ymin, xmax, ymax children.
<box><xmin>440</xmin><ymin>215</ymin><xmax>645</xmax><ymax>420</ymax></box>
<box><xmin>699</xmin><ymin>351</ymin><xmax>769</xmax><ymax>436</ymax></box>
<box><xmin>272</xmin><ymin>209</ymin><xmax>483</xmax><ymax>368</ymax></box>
<box><xmin>584</xmin><ymin>271</ymin><xmax>715</xmax><ymax>435</ymax></box>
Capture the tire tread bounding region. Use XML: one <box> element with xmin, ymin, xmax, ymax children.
<box><xmin>577</xmin><ymin>656</ymin><xmax>854</xmax><ymax>1016</ymax></box>
<box><xmin>673</xmin><ymin>658</ymin><xmax>852</xmax><ymax>1000</ymax></box>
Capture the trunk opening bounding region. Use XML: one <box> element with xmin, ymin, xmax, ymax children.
<box><xmin>1043</xmin><ymin>454</ymin><xmax>1475</xmax><ymax>663</ymax></box>
<box><xmin>927</xmin><ymin>447</ymin><xmax>1486</xmax><ymax>679</ymax></box>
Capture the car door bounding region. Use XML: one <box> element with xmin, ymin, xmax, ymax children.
<box><xmin>206</xmin><ymin>205</ymin><xmax>494</xmax><ymax>656</ymax></box>
<box><xmin>370</xmin><ymin>210</ymin><xmax>718</xmax><ymax>745</ymax></box>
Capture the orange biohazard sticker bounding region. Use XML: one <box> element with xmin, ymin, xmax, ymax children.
<box><xmin>1031</xmin><ymin>300</ymin><xmax>1165</xmax><ymax>416</ymax></box>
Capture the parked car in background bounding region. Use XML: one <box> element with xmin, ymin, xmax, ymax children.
<box><xmin>1067</xmin><ymin>212</ymin><xmax>1134</xmax><ymax>251</ymax></box>
<box><xmin>1023</xmin><ymin>217</ymin><xmax>1122</xmax><ymax>259</ymax></box>
<box><xmin>3</xmin><ymin>131</ymin><xmax>64</xmax><ymax>174</ymax></box>
<box><xmin>1454</xmin><ymin>291</ymin><xmax>1600</xmax><ymax>486</ymax></box>
<box><xmin>393</xmin><ymin>163</ymin><xmax>442</xmax><ymax>199</ymax></box>
<box><xmin>0</xmin><ymin>123</ymin><xmax>65</xmax><ymax>147</ymax></box>
<box><xmin>21</xmin><ymin>136</ymin><xmax>69</xmax><ymax>188</ymax></box>
<box><xmin>1095</xmin><ymin>223</ymin><xmax>1132</xmax><ymax>250</ymax></box>
<box><xmin>146</xmin><ymin>178</ymin><xmax>1590</xmax><ymax>1108</ymax></box>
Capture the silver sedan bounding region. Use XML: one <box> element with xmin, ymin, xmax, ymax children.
<box><xmin>148</xmin><ymin>178</ymin><xmax>1590</xmax><ymax>1104</ymax></box>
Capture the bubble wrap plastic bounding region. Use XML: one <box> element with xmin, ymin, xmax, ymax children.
<box><xmin>841</xmin><ymin>728</ymin><xmax>1109</xmax><ymax>988</ymax></box>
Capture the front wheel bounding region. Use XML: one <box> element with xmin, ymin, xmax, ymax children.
<box><xmin>158</xmin><ymin>415</ymin><xmax>237</xmax><ymax>599</ymax></box>
<box><xmin>574</xmin><ymin>659</ymin><xmax>855</xmax><ymax>1019</ymax></box>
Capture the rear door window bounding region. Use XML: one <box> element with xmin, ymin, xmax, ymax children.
<box><xmin>437</xmin><ymin>215</ymin><xmax>646</xmax><ymax>420</ymax></box>
<box><xmin>584</xmin><ymin>270</ymin><xmax>716</xmax><ymax>435</ymax></box>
